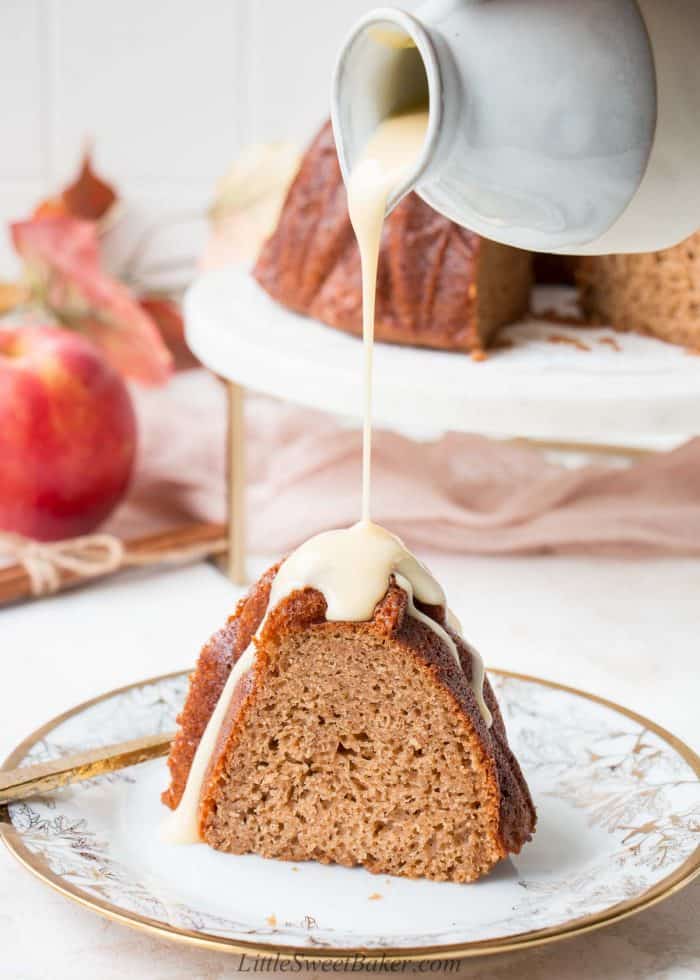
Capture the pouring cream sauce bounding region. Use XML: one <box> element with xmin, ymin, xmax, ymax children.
<box><xmin>346</xmin><ymin>108</ymin><xmax>429</xmax><ymax>520</ymax></box>
<box><xmin>163</xmin><ymin>105</ymin><xmax>494</xmax><ymax>846</ymax></box>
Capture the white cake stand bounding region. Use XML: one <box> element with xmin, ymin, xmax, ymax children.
<box><xmin>184</xmin><ymin>264</ymin><xmax>700</xmax><ymax>580</ymax></box>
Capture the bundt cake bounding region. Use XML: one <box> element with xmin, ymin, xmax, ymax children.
<box><xmin>253</xmin><ymin>122</ymin><xmax>533</xmax><ymax>356</ymax></box>
<box><xmin>162</xmin><ymin>523</ymin><xmax>536</xmax><ymax>883</ymax></box>
<box><xmin>577</xmin><ymin>233</ymin><xmax>700</xmax><ymax>351</ymax></box>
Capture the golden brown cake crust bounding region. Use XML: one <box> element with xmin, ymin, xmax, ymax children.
<box><xmin>161</xmin><ymin>562</ymin><xmax>279</xmax><ymax>810</ymax></box>
<box><xmin>163</xmin><ymin>564</ymin><xmax>536</xmax><ymax>865</ymax></box>
<box><xmin>253</xmin><ymin>121</ymin><xmax>532</xmax><ymax>354</ymax></box>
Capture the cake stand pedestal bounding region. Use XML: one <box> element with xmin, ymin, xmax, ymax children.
<box><xmin>224</xmin><ymin>379</ymin><xmax>246</xmax><ymax>584</ymax></box>
<box><xmin>184</xmin><ymin>264</ymin><xmax>700</xmax><ymax>582</ymax></box>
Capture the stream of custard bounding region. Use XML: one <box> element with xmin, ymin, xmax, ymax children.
<box><xmin>346</xmin><ymin>107</ymin><xmax>429</xmax><ymax>521</ymax></box>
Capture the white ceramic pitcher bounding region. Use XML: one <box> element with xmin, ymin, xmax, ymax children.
<box><xmin>331</xmin><ymin>0</ymin><xmax>700</xmax><ymax>255</ymax></box>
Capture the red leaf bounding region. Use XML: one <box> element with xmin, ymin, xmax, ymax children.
<box><xmin>32</xmin><ymin>151</ymin><xmax>117</xmax><ymax>223</ymax></box>
<box><xmin>62</xmin><ymin>151</ymin><xmax>117</xmax><ymax>221</ymax></box>
<box><xmin>139</xmin><ymin>296</ymin><xmax>200</xmax><ymax>370</ymax></box>
<box><xmin>33</xmin><ymin>196</ymin><xmax>69</xmax><ymax>220</ymax></box>
<box><xmin>11</xmin><ymin>216</ymin><xmax>173</xmax><ymax>385</ymax></box>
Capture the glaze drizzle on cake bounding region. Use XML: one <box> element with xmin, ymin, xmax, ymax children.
<box><xmin>163</xmin><ymin>522</ymin><xmax>492</xmax><ymax>844</ymax></box>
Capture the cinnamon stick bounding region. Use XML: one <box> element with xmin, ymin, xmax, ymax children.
<box><xmin>0</xmin><ymin>521</ymin><xmax>227</xmax><ymax>608</ymax></box>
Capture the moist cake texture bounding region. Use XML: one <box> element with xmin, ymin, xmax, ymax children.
<box><xmin>577</xmin><ymin>235</ymin><xmax>700</xmax><ymax>351</ymax></box>
<box><xmin>163</xmin><ymin>566</ymin><xmax>536</xmax><ymax>883</ymax></box>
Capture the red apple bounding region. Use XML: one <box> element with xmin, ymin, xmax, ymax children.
<box><xmin>0</xmin><ymin>324</ymin><xmax>137</xmax><ymax>540</ymax></box>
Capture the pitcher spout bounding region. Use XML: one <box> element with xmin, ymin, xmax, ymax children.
<box><xmin>331</xmin><ymin>8</ymin><xmax>445</xmax><ymax>219</ymax></box>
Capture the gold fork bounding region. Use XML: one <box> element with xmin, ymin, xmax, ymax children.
<box><xmin>0</xmin><ymin>732</ymin><xmax>174</xmax><ymax>805</ymax></box>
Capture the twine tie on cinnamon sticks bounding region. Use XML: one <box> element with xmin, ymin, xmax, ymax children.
<box><xmin>0</xmin><ymin>531</ymin><xmax>124</xmax><ymax>596</ymax></box>
<box><xmin>0</xmin><ymin>522</ymin><xmax>228</xmax><ymax>604</ymax></box>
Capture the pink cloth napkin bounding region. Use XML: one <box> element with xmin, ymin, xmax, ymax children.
<box><xmin>106</xmin><ymin>369</ymin><xmax>700</xmax><ymax>557</ymax></box>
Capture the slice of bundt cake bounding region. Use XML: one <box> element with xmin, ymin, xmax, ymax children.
<box><xmin>577</xmin><ymin>233</ymin><xmax>700</xmax><ymax>351</ymax></box>
<box><xmin>253</xmin><ymin>121</ymin><xmax>532</xmax><ymax>356</ymax></box>
<box><xmin>162</xmin><ymin>529</ymin><xmax>535</xmax><ymax>883</ymax></box>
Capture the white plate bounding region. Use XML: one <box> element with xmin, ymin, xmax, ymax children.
<box><xmin>185</xmin><ymin>267</ymin><xmax>700</xmax><ymax>443</ymax></box>
<box><xmin>2</xmin><ymin>670</ymin><xmax>699</xmax><ymax>962</ymax></box>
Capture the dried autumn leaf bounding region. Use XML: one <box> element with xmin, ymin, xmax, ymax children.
<box><xmin>33</xmin><ymin>196</ymin><xmax>68</xmax><ymax>220</ymax></box>
<box><xmin>11</xmin><ymin>216</ymin><xmax>173</xmax><ymax>385</ymax></box>
<box><xmin>140</xmin><ymin>295</ymin><xmax>199</xmax><ymax>370</ymax></box>
<box><xmin>32</xmin><ymin>151</ymin><xmax>118</xmax><ymax>223</ymax></box>
<box><xmin>62</xmin><ymin>151</ymin><xmax>118</xmax><ymax>221</ymax></box>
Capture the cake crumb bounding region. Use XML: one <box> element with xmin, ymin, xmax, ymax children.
<box><xmin>266</xmin><ymin>915</ymin><xmax>277</xmax><ymax>927</ymax></box>
<box><xmin>471</xmin><ymin>348</ymin><xmax>487</xmax><ymax>362</ymax></box>
<box><xmin>547</xmin><ymin>332</ymin><xmax>591</xmax><ymax>352</ymax></box>
<box><xmin>291</xmin><ymin>866</ymin><xmax>299</xmax><ymax>872</ymax></box>
<box><xmin>368</xmin><ymin>893</ymin><xmax>383</xmax><ymax>901</ymax></box>
<box><xmin>598</xmin><ymin>336</ymin><xmax>621</xmax><ymax>351</ymax></box>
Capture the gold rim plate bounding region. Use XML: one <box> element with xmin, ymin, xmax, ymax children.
<box><xmin>1</xmin><ymin>668</ymin><xmax>699</xmax><ymax>962</ymax></box>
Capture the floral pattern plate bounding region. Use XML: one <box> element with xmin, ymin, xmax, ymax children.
<box><xmin>2</xmin><ymin>670</ymin><xmax>699</xmax><ymax>962</ymax></box>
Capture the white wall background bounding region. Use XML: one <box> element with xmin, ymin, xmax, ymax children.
<box><xmin>0</xmin><ymin>0</ymin><xmax>416</xmax><ymax>279</ymax></box>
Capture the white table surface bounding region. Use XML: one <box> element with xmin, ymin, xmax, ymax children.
<box><xmin>2</xmin><ymin>554</ymin><xmax>699</xmax><ymax>980</ymax></box>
